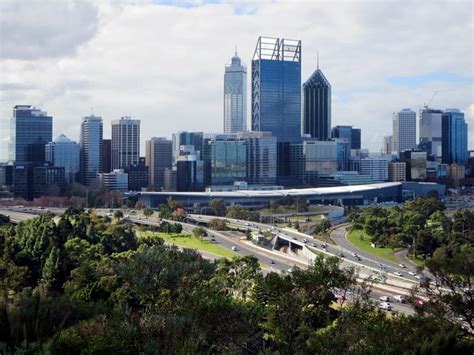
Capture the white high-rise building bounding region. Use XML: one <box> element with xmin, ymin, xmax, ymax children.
<box><xmin>224</xmin><ymin>50</ymin><xmax>247</xmax><ymax>133</ymax></box>
<box><xmin>392</xmin><ymin>109</ymin><xmax>416</xmax><ymax>154</ymax></box>
<box><xmin>45</xmin><ymin>134</ymin><xmax>80</xmax><ymax>184</ymax></box>
<box><xmin>111</xmin><ymin>117</ymin><xmax>140</xmax><ymax>170</ymax></box>
<box><xmin>80</xmin><ymin>115</ymin><xmax>103</xmax><ymax>185</ymax></box>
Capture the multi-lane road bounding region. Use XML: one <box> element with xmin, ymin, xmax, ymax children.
<box><xmin>0</xmin><ymin>207</ymin><xmax>416</xmax><ymax>314</ymax></box>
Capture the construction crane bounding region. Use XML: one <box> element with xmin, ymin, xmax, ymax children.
<box><xmin>424</xmin><ymin>91</ymin><xmax>438</xmax><ymax>108</ymax></box>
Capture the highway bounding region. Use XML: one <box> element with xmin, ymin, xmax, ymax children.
<box><xmin>0</xmin><ymin>207</ymin><xmax>415</xmax><ymax>314</ymax></box>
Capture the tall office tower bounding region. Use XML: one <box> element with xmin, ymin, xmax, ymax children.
<box><xmin>236</xmin><ymin>131</ymin><xmax>277</xmax><ymax>185</ymax></box>
<box><xmin>224</xmin><ymin>50</ymin><xmax>247</xmax><ymax>133</ymax></box>
<box><xmin>252</xmin><ymin>37</ymin><xmax>301</xmax><ymax>183</ymax></box>
<box><xmin>441</xmin><ymin>109</ymin><xmax>468</xmax><ymax>165</ymax></box>
<box><xmin>400</xmin><ymin>150</ymin><xmax>427</xmax><ymax>180</ymax></box>
<box><xmin>80</xmin><ymin>115</ymin><xmax>103</xmax><ymax>185</ymax></box>
<box><xmin>171</xmin><ymin>131</ymin><xmax>203</xmax><ymax>164</ymax></box>
<box><xmin>111</xmin><ymin>117</ymin><xmax>140</xmax><ymax>169</ymax></box>
<box><xmin>351</xmin><ymin>128</ymin><xmax>361</xmax><ymax>150</ymax></box>
<box><xmin>9</xmin><ymin>105</ymin><xmax>52</xmax><ymax>163</ymax></box>
<box><xmin>303</xmin><ymin>62</ymin><xmax>331</xmax><ymax>141</ymax></box>
<box><xmin>382</xmin><ymin>135</ymin><xmax>393</xmax><ymax>154</ymax></box>
<box><xmin>388</xmin><ymin>162</ymin><xmax>406</xmax><ymax>182</ymax></box>
<box><xmin>102</xmin><ymin>139</ymin><xmax>112</xmax><ymax>173</ymax></box>
<box><xmin>392</xmin><ymin>108</ymin><xmax>416</xmax><ymax>154</ymax></box>
<box><xmin>145</xmin><ymin>137</ymin><xmax>172</xmax><ymax>190</ymax></box>
<box><xmin>45</xmin><ymin>134</ymin><xmax>80</xmax><ymax>184</ymax></box>
<box><xmin>420</xmin><ymin>107</ymin><xmax>443</xmax><ymax>157</ymax></box>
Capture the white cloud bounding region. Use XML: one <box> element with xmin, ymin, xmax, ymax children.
<box><xmin>0</xmin><ymin>0</ymin><xmax>472</xmax><ymax>161</ymax></box>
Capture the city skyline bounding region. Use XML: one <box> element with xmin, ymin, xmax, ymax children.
<box><xmin>0</xmin><ymin>0</ymin><xmax>472</xmax><ymax>160</ymax></box>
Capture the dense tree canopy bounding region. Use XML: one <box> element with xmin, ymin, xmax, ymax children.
<box><xmin>0</xmin><ymin>209</ymin><xmax>472</xmax><ymax>353</ymax></box>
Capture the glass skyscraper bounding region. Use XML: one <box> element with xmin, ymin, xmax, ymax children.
<box><xmin>420</xmin><ymin>107</ymin><xmax>443</xmax><ymax>157</ymax></box>
<box><xmin>224</xmin><ymin>50</ymin><xmax>247</xmax><ymax>133</ymax></box>
<box><xmin>80</xmin><ymin>115</ymin><xmax>103</xmax><ymax>185</ymax></box>
<box><xmin>442</xmin><ymin>109</ymin><xmax>468</xmax><ymax>165</ymax></box>
<box><xmin>9</xmin><ymin>105</ymin><xmax>52</xmax><ymax>163</ymax></box>
<box><xmin>251</xmin><ymin>37</ymin><xmax>301</xmax><ymax>143</ymax></box>
<box><xmin>392</xmin><ymin>108</ymin><xmax>416</xmax><ymax>154</ymax></box>
<box><xmin>303</xmin><ymin>64</ymin><xmax>331</xmax><ymax>141</ymax></box>
<box><xmin>45</xmin><ymin>134</ymin><xmax>80</xmax><ymax>184</ymax></box>
<box><xmin>207</xmin><ymin>137</ymin><xmax>247</xmax><ymax>186</ymax></box>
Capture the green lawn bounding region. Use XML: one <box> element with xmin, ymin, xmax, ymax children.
<box><xmin>347</xmin><ymin>229</ymin><xmax>400</xmax><ymax>264</ymax></box>
<box><xmin>138</xmin><ymin>231</ymin><xmax>238</xmax><ymax>259</ymax></box>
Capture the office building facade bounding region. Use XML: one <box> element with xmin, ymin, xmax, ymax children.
<box><xmin>388</xmin><ymin>162</ymin><xmax>406</xmax><ymax>182</ymax></box>
<box><xmin>9</xmin><ymin>105</ymin><xmax>52</xmax><ymax>163</ymax></box>
<box><xmin>382</xmin><ymin>135</ymin><xmax>393</xmax><ymax>155</ymax></box>
<box><xmin>111</xmin><ymin>117</ymin><xmax>140</xmax><ymax>170</ymax></box>
<box><xmin>303</xmin><ymin>65</ymin><xmax>331</xmax><ymax>141</ymax></box>
<box><xmin>145</xmin><ymin>137</ymin><xmax>172</xmax><ymax>190</ymax></box>
<box><xmin>420</xmin><ymin>107</ymin><xmax>443</xmax><ymax>158</ymax></box>
<box><xmin>124</xmin><ymin>164</ymin><xmax>149</xmax><ymax>191</ymax></box>
<box><xmin>236</xmin><ymin>131</ymin><xmax>277</xmax><ymax>185</ymax></box>
<box><xmin>224</xmin><ymin>50</ymin><xmax>247</xmax><ymax>133</ymax></box>
<box><xmin>80</xmin><ymin>115</ymin><xmax>103</xmax><ymax>185</ymax></box>
<box><xmin>102</xmin><ymin>139</ymin><xmax>112</xmax><ymax>173</ymax></box>
<box><xmin>207</xmin><ymin>138</ymin><xmax>247</xmax><ymax>186</ymax></box>
<box><xmin>98</xmin><ymin>169</ymin><xmax>128</xmax><ymax>192</ymax></box>
<box><xmin>441</xmin><ymin>109</ymin><xmax>468</xmax><ymax>165</ymax></box>
<box><xmin>392</xmin><ymin>109</ymin><xmax>416</xmax><ymax>154</ymax></box>
<box><xmin>361</xmin><ymin>155</ymin><xmax>390</xmax><ymax>182</ymax></box>
<box><xmin>45</xmin><ymin>134</ymin><xmax>80</xmax><ymax>184</ymax></box>
<box><xmin>172</xmin><ymin>131</ymin><xmax>203</xmax><ymax>164</ymax></box>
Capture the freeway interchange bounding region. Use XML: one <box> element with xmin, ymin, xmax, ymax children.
<box><xmin>0</xmin><ymin>206</ymin><xmax>418</xmax><ymax>314</ymax></box>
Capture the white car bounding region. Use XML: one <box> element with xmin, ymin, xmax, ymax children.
<box><xmin>303</xmin><ymin>238</ymin><xmax>308</xmax><ymax>243</ymax></box>
<box><xmin>414</xmin><ymin>274</ymin><xmax>422</xmax><ymax>279</ymax></box>
<box><xmin>398</xmin><ymin>263</ymin><xmax>406</xmax><ymax>268</ymax></box>
<box><xmin>378</xmin><ymin>302</ymin><xmax>392</xmax><ymax>311</ymax></box>
<box><xmin>231</xmin><ymin>246</ymin><xmax>238</xmax><ymax>251</ymax></box>
<box><xmin>393</xmin><ymin>271</ymin><xmax>403</xmax><ymax>277</ymax></box>
<box><xmin>408</xmin><ymin>271</ymin><xmax>416</xmax><ymax>276</ymax></box>
<box><xmin>394</xmin><ymin>295</ymin><xmax>405</xmax><ymax>303</ymax></box>
<box><xmin>287</xmin><ymin>268</ymin><xmax>293</xmax><ymax>273</ymax></box>
<box><xmin>379</xmin><ymin>296</ymin><xmax>390</xmax><ymax>302</ymax></box>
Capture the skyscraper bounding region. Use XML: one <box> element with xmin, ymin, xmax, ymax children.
<box><xmin>224</xmin><ymin>50</ymin><xmax>247</xmax><ymax>133</ymax></box>
<box><xmin>45</xmin><ymin>134</ymin><xmax>80</xmax><ymax>184</ymax></box>
<box><xmin>331</xmin><ymin>125</ymin><xmax>360</xmax><ymax>150</ymax></box>
<box><xmin>303</xmin><ymin>62</ymin><xmax>331</xmax><ymax>141</ymax></box>
<box><xmin>9</xmin><ymin>105</ymin><xmax>52</xmax><ymax>163</ymax></box>
<box><xmin>80</xmin><ymin>115</ymin><xmax>103</xmax><ymax>185</ymax></box>
<box><xmin>145</xmin><ymin>137</ymin><xmax>172</xmax><ymax>190</ymax></box>
<box><xmin>419</xmin><ymin>107</ymin><xmax>443</xmax><ymax>157</ymax></box>
<box><xmin>382</xmin><ymin>135</ymin><xmax>393</xmax><ymax>154</ymax></box>
<box><xmin>102</xmin><ymin>139</ymin><xmax>112</xmax><ymax>173</ymax></box>
<box><xmin>111</xmin><ymin>117</ymin><xmax>140</xmax><ymax>170</ymax></box>
<box><xmin>442</xmin><ymin>109</ymin><xmax>468</xmax><ymax>165</ymax></box>
<box><xmin>171</xmin><ymin>131</ymin><xmax>203</xmax><ymax>164</ymax></box>
<box><xmin>392</xmin><ymin>109</ymin><xmax>416</xmax><ymax>154</ymax></box>
<box><xmin>251</xmin><ymin>36</ymin><xmax>301</xmax><ymax>143</ymax></box>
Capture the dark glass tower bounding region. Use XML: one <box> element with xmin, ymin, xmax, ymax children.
<box><xmin>303</xmin><ymin>64</ymin><xmax>331</xmax><ymax>141</ymax></box>
<box><xmin>9</xmin><ymin>105</ymin><xmax>52</xmax><ymax>163</ymax></box>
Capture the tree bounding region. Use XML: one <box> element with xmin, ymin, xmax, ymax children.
<box><xmin>143</xmin><ymin>208</ymin><xmax>154</xmax><ymax>219</ymax></box>
<box><xmin>208</xmin><ymin>218</ymin><xmax>228</xmax><ymax>231</ymax></box>
<box><xmin>414</xmin><ymin>230</ymin><xmax>438</xmax><ymax>260</ymax></box>
<box><xmin>414</xmin><ymin>244</ymin><xmax>474</xmax><ymax>332</ymax></box>
<box><xmin>193</xmin><ymin>227</ymin><xmax>207</xmax><ymax>241</ymax></box>
<box><xmin>167</xmin><ymin>197</ymin><xmax>181</xmax><ymax>212</ymax></box>
<box><xmin>210</xmin><ymin>199</ymin><xmax>227</xmax><ymax>216</ymax></box>
<box><xmin>113</xmin><ymin>210</ymin><xmax>123</xmax><ymax>221</ymax></box>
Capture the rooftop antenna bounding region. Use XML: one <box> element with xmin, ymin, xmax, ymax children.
<box><xmin>317</xmin><ymin>50</ymin><xmax>319</xmax><ymax>69</ymax></box>
<box><xmin>91</xmin><ymin>107</ymin><xmax>94</xmax><ymax>116</ymax></box>
<box><xmin>235</xmin><ymin>44</ymin><xmax>238</xmax><ymax>56</ymax></box>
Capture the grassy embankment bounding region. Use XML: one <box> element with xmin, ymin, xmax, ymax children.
<box><xmin>347</xmin><ymin>229</ymin><xmax>400</xmax><ymax>264</ymax></box>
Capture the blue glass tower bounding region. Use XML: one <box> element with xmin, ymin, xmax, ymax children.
<box><xmin>442</xmin><ymin>109</ymin><xmax>468</xmax><ymax>165</ymax></box>
<box><xmin>251</xmin><ymin>37</ymin><xmax>301</xmax><ymax>143</ymax></box>
<box><xmin>251</xmin><ymin>37</ymin><xmax>301</xmax><ymax>185</ymax></box>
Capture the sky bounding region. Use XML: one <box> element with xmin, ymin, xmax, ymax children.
<box><xmin>0</xmin><ymin>0</ymin><xmax>473</xmax><ymax>161</ymax></box>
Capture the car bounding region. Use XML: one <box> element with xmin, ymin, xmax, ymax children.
<box><xmin>124</xmin><ymin>214</ymin><xmax>130</xmax><ymax>218</ymax></box>
<box><xmin>211</xmin><ymin>238</ymin><xmax>216</xmax><ymax>242</ymax></box>
<box><xmin>269</xmin><ymin>259</ymin><xmax>275</xmax><ymax>264</ymax></box>
<box><xmin>393</xmin><ymin>271</ymin><xmax>403</xmax><ymax>277</ymax></box>
<box><xmin>398</xmin><ymin>263</ymin><xmax>406</xmax><ymax>268</ymax></box>
<box><xmin>311</xmin><ymin>242</ymin><xmax>316</xmax><ymax>247</ymax></box>
<box><xmin>339</xmin><ymin>252</ymin><xmax>345</xmax><ymax>258</ymax></box>
<box><xmin>287</xmin><ymin>268</ymin><xmax>293</xmax><ymax>273</ymax></box>
<box><xmin>351</xmin><ymin>252</ymin><xmax>357</xmax><ymax>257</ymax></box>
<box><xmin>303</xmin><ymin>238</ymin><xmax>308</xmax><ymax>243</ymax></box>
<box><xmin>355</xmin><ymin>256</ymin><xmax>361</xmax><ymax>261</ymax></box>
<box><xmin>378</xmin><ymin>302</ymin><xmax>392</xmax><ymax>311</ymax></box>
<box><xmin>231</xmin><ymin>246</ymin><xmax>238</xmax><ymax>251</ymax></box>
<box><xmin>414</xmin><ymin>274</ymin><xmax>422</xmax><ymax>279</ymax></box>
<box><xmin>408</xmin><ymin>271</ymin><xmax>416</xmax><ymax>276</ymax></box>
<box><xmin>379</xmin><ymin>296</ymin><xmax>390</xmax><ymax>302</ymax></box>
<box><xmin>394</xmin><ymin>295</ymin><xmax>405</xmax><ymax>303</ymax></box>
<box><xmin>414</xmin><ymin>299</ymin><xmax>424</xmax><ymax>307</ymax></box>
<box><xmin>292</xmin><ymin>237</ymin><xmax>297</xmax><ymax>240</ymax></box>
